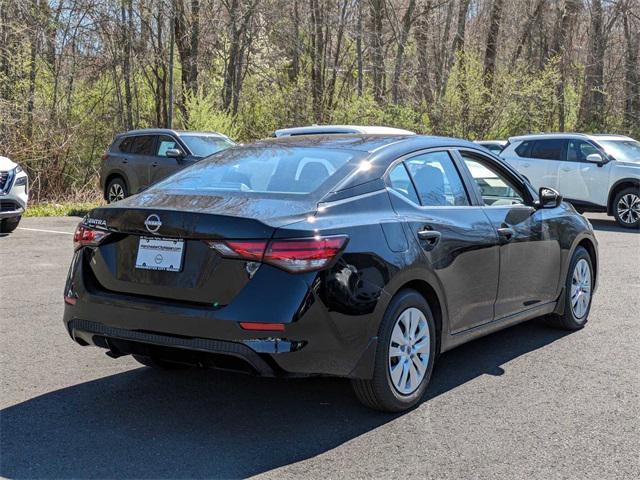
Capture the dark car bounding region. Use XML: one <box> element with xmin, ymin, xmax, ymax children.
<box><xmin>100</xmin><ymin>128</ymin><xmax>235</xmax><ymax>203</ymax></box>
<box><xmin>65</xmin><ymin>135</ymin><xmax>598</xmax><ymax>412</ymax></box>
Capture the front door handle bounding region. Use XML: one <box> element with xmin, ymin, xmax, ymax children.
<box><xmin>561</xmin><ymin>167</ymin><xmax>571</xmax><ymax>172</ymax></box>
<box><xmin>417</xmin><ymin>229</ymin><xmax>441</xmax><ymax>250</ymax></box>
<box><xmin>497</xmin><ymin>227</ymin><xmax>515</xmax><ymax>244</ymax></box>
<box><xmin>122</xmin><ymin>158</ymin><xmax>128</xmax><ymax>164</ymax></box>
<box><xmin>522</xmin><ymin>162</ymin><xmax>530</xmax><ymax>168</ymax></box>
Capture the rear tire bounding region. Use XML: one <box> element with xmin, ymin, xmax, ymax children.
<box><xmin>612</xmin><ymin>187</ymin><xmax>640</xmax><ymax>229</ymax></box>
<box><xmin>132</xmin><ymin>354</ymin><xmax>186</xmax><ymax>370</ymax></box>
<box><xmin>105</xmin><ymin>177</ymin><xmax>128</xmax><ymax>203</ymax></box>
<box><xmin>0</xmin><ymin>215</ymin><xmax>21</xmax><ymax>233</ymax></box>
<box><xmin>352</xmin><ymin>289</ymin><xmax>437</xmax><ymax>412</ymax></box>
<box><xmin>546</xmin><ymin>246</ymin><xmax>593</xmax><ymax>331</ymax></box>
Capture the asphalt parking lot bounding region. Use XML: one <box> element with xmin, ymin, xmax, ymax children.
<box><xmin>1</xmin><ymin>214</ymin><xmax>639</xmax><ymax>479</ymax></box>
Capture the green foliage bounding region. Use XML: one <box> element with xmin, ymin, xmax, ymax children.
<box><xmin>180</xmin><ymin>90</ymin><xmax>241</xmax><ymax>139</ymax></box>
<box><xmin>25</xmin><ymin>202</ymin><xmax>101</xmax><ymax>217</ymax></box>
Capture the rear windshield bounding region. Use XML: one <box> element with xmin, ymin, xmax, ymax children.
<box><xmin>180</xmin><ymin>135</ymin><xmax>234</xmax><ymax>157</ymax></box>
<box><xmin>150</xmin><ymin>146</ymin><xmax>360</xmax><ymax>195</ymax></box>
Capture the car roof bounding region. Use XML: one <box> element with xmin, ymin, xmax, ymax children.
<box><xmin>508</xmin><ymin>133</ymin><xmax>635</xmax><ymax>143</ymax></box>
<box><xmin>474</xmin><ymin>140</ymin><xmax>507</xmax><ymax>145</ymax></box>
<box><xmin>118</xmin><ymin>128</ymin><xmax>231</xmax><ymax>139</ymax></box>
<box><xmin>249</xmin><ymin>134</ymin><xmax>478</xmax><ymax>154</ymax></box>
<box><xmin>273</xmin><ymin>125</ymin><xmax>416</xmax><ymax>137</ymax></box>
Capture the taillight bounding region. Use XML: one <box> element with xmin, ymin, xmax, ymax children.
<box><xmin>206</xmin><ymin>235</ymin><xmax>347</xmax><ymax>273</ymax></box>
<box><xmin>73</xmin><ymin>224</ymin><xmax>110</xmax><ymax>250</ymax></box>
<box><xmin>101</xmin><ymin>147</ymin><xmax>109</xmax><ymax>161</ymax></box>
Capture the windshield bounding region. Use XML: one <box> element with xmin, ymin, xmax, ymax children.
<box><xmin>150</xmin><ymin>146</ymin><xmax>359</xmax><ymax>196</ymax></box>
<box><xmin>598</xmin><ymin>140</ymin><xmax>640</xmax><ymax>163</ymax></box>
<box><xmin>180</xmin><ymin>135</ymin><xmax>235</xmax><ymax>157</ymax></box>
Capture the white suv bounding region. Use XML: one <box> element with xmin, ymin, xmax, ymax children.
<box><xmin>0</xmin><ymin>156</ymin><xmax>29</xmax><ymax>233</ymax></box>
<box><xmin>501</xmin><ymin>134</ymin><xmax>640</xmax><ymax>228</ymax></box>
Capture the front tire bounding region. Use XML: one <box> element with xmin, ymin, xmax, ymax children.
<box><xmin>612</xmin><ymin>187</ymin><xmax>640</xmax><ymax>229</ymax></box>
<box><xmin>352</xmin><ymin>289</ymin><xmax>436</xmax><ymax>412</ymax></box>
<box><xmin>105</xmin><ymin>177</ymin><xmax>128</xmax><ymax>203</ymax></box>
<box><xmin>546</xmin><ymin>246</ymin><xmax>594</xmax><ymax>331</ymax></box>
<box><xmin>0</xmin><ymin>215</ymin><xmax>21</xmax><ymax>233</ymax></box>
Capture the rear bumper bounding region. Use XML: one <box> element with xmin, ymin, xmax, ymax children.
<box><xmin>63</xmin><ymin>251</ymin><xmax>381</xmax><ymax>379</ymax></box>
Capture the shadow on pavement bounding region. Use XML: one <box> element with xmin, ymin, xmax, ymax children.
<box><xmin>0</xmin><ymin>320</ymin><xmax>571</xmax><ymax>479</ymax></box>
<box><xmin>588</xmin><ymin>217</ymin><xmax>638</xmax><ymax>233</ymax></box>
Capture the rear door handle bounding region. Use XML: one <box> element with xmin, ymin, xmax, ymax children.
<box><xmin>561</xmin><ymin>167</ymin><xmax>571</xmax><ymax>172</ymax></box>
<box><xmin>497</xmin><ymin>227</ymin><xmax>515</xmax><ymax>244</ymax></box>
<box><xmin>417</xmin><ymin>229</ymin><xmax>441</xmax><ymax>250</ymax></box>
<box><xmin>122</xmin><ymin>158</ymin><xmax>128</xmax><ymax>164</ymax></box>
<box><xmin>522</xmin><ymin>162</ymin><xmax>530</xmax><ymax>168</ymax></box>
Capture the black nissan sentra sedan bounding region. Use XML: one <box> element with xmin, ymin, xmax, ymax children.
<box><xmin>64</xmin><ymin>135</ymin><xmax>598</xmax><ymax>412</ymax></box>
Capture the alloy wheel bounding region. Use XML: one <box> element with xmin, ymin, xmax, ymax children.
<box><xmin>108</xmin><ymin>183</ymin><xmax>125</xmax><ymax>203</ymax></box>
<box><xmin>617</xmin><ymin>193</ymin><xmax>640</xmax><ymax>225</ymax></box>
<box><xmin>388</xmin><ymin>307</ymin><xmax>430</xmax><ymax>395</ymax></box>
<box><xmin>570</xmin><ymin>258</ymin><xmax>591</xmax><ymax>319</ymax></box>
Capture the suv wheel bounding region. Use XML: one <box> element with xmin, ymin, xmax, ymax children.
<box><xmin>612</xmin><ymin>187</ymin><xmax>640</xmax><ymax>229</ymax></box>
<box><xmin>546</xmin><ymin>246</ymin><xmax>593</xmax><ymax>330</ymax></box>
<box><xmin>0</xmin><ymin>215</ymin><xmax>21</xmax><ymax>234</ymax></box>
<box><xmin>351</xmin><ymin>289</ymin><xmax>436</xmax><ymax>412</ymax></box>
<box><xmin>106</xmin><ymin>177</ymin><xmax>127</xmax><ymax>203</ymax></box>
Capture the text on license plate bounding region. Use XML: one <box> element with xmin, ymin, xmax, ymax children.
<box><xmin>135</xmin><ymin>237</ymin><xmax>184</xmax><ymax>272</ymax></box>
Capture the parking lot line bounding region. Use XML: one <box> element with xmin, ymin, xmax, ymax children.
<box><xmin>17</xmin><ymin>227</ymin><xmax>74</xmax><ymax>235</ymax></box>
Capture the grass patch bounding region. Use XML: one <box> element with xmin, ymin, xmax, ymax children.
<box><xmin>25</xmin><ymin>202</ymin><xmax>102</xmax><ymax>217</ymax></box>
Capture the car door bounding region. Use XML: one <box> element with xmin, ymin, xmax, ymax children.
<box><xmin>556</xmin><ymin>138</ymin><xmax>612</xmax><ymax>207</ymax></box>
<box><xmin>127</xmin><ymin>135</ymin><xmax>157</xmax><ymax>191</ymax></box>
<box><xmin>149</xmin><ymin>134</ymin><xmax>183</xmax><ymax>185</ymax></box>
<box><xmin>521</xmin><ymin>139</ymin><xmax>564</xmax><ymax>191</ymax></box>
<box><xmin>457</xmin><ymin>149</ymin><xmax>562</xmax><ymax>320</ymax></box>
<box><xmin>386</xmin><ymin>149</ymin><xmax>501</xmax><ymax>333</ymax></box>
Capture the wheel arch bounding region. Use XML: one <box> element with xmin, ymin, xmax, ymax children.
<box><xmin>104</xmin><ymin>171</ymin><xmax>129</xmax><ymax>200</ymax></box>
<box><xmin>390</xmin><ymin>279</ymin><xmax>445</xmax><ymax>356</ymax></box>
<box><xmin>607</xmin><ymin>178</ymin><xmax>640</xmax><ymax>215</ymax></box>
<box><xmin>555</xmin><ymin>234</ymin><xmax>598</xmax><ymax>316</ymax></box>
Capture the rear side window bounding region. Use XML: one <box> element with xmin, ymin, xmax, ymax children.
<box><xmin>150</xmin><ymin>146</ymin><xmax>358</xmax><ymax>195</ymax></box>
<box><xmin>117</xmin><ymin>137</ymin><xmax>134</xmax><ymax>153</ymax></box>
<box><xmin>388</xmin><ymin>164</ymin><xmax>419</xmax><ymax>204</ymax></box>
<box><xmin>514</xmin><ymin>141</ymin><xmax>532</xmax><ymax>157</ymax></box>
<box><xmin>129</xmin><ymin>135</ymin><xmax>156</xmax><ymax>155</ymax></box>
<box><xmin>405</xmin><ymin>151</ymin><xmax>469</xmax><ymax>206</ymax></box>
<box><xmin>530</xmin><ymin>139</ymin><xmax>565</xmax><ymax>160</ymax></box>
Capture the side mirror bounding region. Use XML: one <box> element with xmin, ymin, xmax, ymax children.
<box><xmin>165</xmin><ymin>148</ymin><xmax>184</xmax><ymax>159</ymax></box>
<box><xmin>536</xmin><ymin>187</ymin><xmax>562</xmax><ymax>209</ymax></box>
<box><xmin>585</xmin><ymin>153</ymin><xmax>604</xmax><ymax>164</ymax></box>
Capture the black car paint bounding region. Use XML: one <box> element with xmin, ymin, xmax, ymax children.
<box><xmin>66</xmin><ymin>135</ymin><xmax>598</xmax><ymax>380</ymax></box>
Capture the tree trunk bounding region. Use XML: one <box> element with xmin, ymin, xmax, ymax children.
<box><xmin>414</xmin><ymin>1</ymin><xmax>433</xmax><ymax>106</ymax></box>
<box><xmin>578</xmin><ymin>0</ymin><xmax>605</xmax><ymax>130</ymax></box>
<box><xmin>356</xmin><ymin>0</ymin><xmax>363</xmax><ymax>96</ymax></box>
<box><xmin>310</xmin><ymin>0</ymin><xmax>325</xmax><ymax>121</ymax></box>
<box><xmin>622</xmin><ymin>6</ymin><xmax>639</xmax><ymax>131</ymax></box>
<box><xmin>391</xmin><ymin>0</ymin><xmax>417</xmax><ymax>104</ymax></box>
<box><xmin>370</xmin><ymin>0</ymin><xmax>385</xmax><ymax>104</ymax></box>
<box><xmin>121</xmin><ymin>0</ymin><xmax>134</xmax><ymax>130</ymax></box>
<box><xmin>483</xmin><ymin>0</ymin><xmax>504</xmax><ymax>92</ymax></box>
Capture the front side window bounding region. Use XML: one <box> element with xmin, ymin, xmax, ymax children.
<box><xmin>404</xmin><ymin>151</ymin><xmax>469</xmax><ymax>206</ymax></box>
<box><xmin>462</xmin><ymin>154</ymin><xmax>525</xmax><ymax>206</ymax></box>
<box><xmin>129</xmin><ymin>135</ymin><xmax>156</xmax><ymax>155</ymax></box>
<box><xmin>566</xmin><ymin>140</ymin><xmax>600</xmax><ymax>162</ymax></box>
<box><xmin>157</xmin><ymin>135</ymin><xmax>179</xmax><ymax>157</ymax></box>
<box><xmin>150</xmin><ymin>146</ymin><xmax>358</xmax><ymax>196</ymax></box>
<box><xmin>388</xmin><ymin>163</ymin><xmax>419</xmax><ymax>204</ymax></box>
<box><xmin>530</xmin><ymin>139</ymin><xmax>565</xmax><ymax>160</ymax></box>
<box><xmin>180</xmin><ymin>135</ymin><xmax>234</xmax><ymax>157</ymax></box>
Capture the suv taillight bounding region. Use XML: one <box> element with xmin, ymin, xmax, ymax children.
<box><xmin>206</xmin><ymin>235</ymin><xmax>348</xmax><ymax>273</ymax></box>
<box><xmin>73</xmin><ymin>224</ymin><xmax>110</xmax><ymax>250</ymax></box>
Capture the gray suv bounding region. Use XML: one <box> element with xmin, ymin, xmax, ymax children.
<box><xmin>101</xmin><ymin>128</ymin><xmax>235</xmax><ymax>203</ymax></box>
